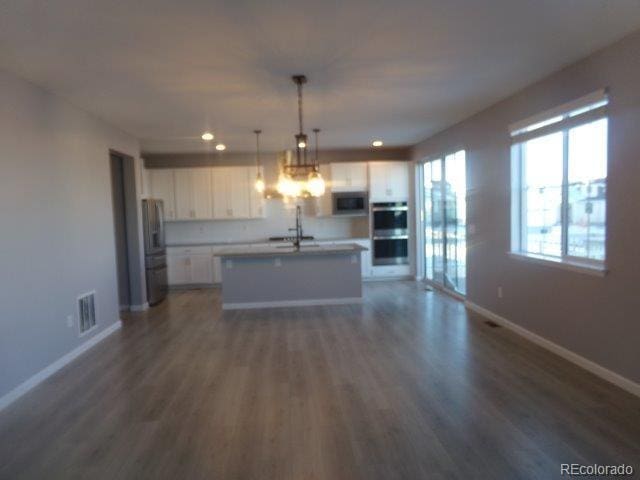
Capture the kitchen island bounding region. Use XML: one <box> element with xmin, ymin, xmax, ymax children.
<box><xmin>217</xmin><ymin>243</ymin><xmax>367</xmax><ymax>310</ymax></box>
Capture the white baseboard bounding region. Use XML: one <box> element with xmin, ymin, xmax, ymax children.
<box><xmin>129</xmin><ymin>302</ymin><xmax>149</xmax><ymax>312</ymax></box>
<box><xmin>465</xmin><ymin>301</ymin><xmax>640</xmax><ymax>398</ymax></box>
<box><xmin>0</xmin><ymin>320</ymin><xmax>123</xmax><ymax>412</ymax></box>
<box><xmin>223</xmin><ymin>297</ymin><xmax>363</xmax><ymax>310</ymax></box>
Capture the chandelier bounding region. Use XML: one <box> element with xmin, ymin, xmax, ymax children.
<box><xmin>276</xmin><ymin>75</ymin><xmax>326</xmax><ymax>198</ymax></box>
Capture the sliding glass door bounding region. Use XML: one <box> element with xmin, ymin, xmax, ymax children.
<box><xmin>422</xmin><ymin>150</ymin><xmax>467</xmax><ymax>295</ymax></box>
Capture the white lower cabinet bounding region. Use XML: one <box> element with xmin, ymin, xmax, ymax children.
<box><xmin>167</xmin><ymin>255</ymin><xmax>190</xmax><ymax>285</ymax></box>
<box><xmin>370</xmin><ymin>264</ymin><xmax>411</xmax><ymax>278</ymax></box>
<box><xmin>167</xmin><ymin>247</ymin><xmax>214</xmax><ymax>286</ymax></box>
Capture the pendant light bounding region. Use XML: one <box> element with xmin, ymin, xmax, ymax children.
<box><xmin>253</xmin><ymin>129</ymin><xmax>265</xmax><ymax>193</ymax></box>
<box><xmin>276</xmin><ymin>75</ymin><xmax>326</xmax><ymax>198</ymax></box>
<box><xmin>307</xmin><ymin>128</ymin><xmax>325</xmax><ymax>197</ymax></box>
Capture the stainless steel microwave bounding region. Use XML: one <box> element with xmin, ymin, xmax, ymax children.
<box><xmin>332</xmin><ymin>191</ymin><xmax>368</xmax><ymax>216</ymax></box>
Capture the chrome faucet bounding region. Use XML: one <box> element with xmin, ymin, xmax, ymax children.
<box><xmin>288</xmin><ymin>205</ymin><xmax>303</xmax><ymax>250</ymax></box>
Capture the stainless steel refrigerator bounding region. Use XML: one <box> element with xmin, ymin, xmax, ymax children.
<box><xmin>142</xmin><ymin>199</ymin><xmax>168</xmax><ymax>305</ymax></box>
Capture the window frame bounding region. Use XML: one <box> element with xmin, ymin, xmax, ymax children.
<box><xmin>510</xmin><ymin>90</ymin><xmax>608</xmax><ymax>275</ymax></box>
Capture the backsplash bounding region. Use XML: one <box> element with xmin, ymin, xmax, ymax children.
<box><xmin>165</xmin><ymin>198</ymin><xmax>369</xmax><ymax>244</ymax></box>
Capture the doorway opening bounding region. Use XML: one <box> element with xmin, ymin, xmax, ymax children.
<box><xmin>109</xmin><ymin>152</ymin><xmax>131</xmax><ymax>310</ymax></box>
<box><xmin>421</xmin><ymin>150</ymin><xmax>467</xmax><ymax>295</ymax></box>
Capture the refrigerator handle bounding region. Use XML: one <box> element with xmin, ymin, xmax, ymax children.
<box><xmin>156</xmin><ymin>200</ymin><xmax>166</xmax><ymax>249</ymax></box>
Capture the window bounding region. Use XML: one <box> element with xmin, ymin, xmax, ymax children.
<box><xmin>510</xmin><ymin>90</ymin><xmax>608</xmax><ymax>269</ymax></box>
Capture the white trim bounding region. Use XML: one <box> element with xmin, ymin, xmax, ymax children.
<box><xmin>223</xmin><ymin>297</ymin><xmax>363</xmax><ymax>310</ymax></box>
<box><xmin>464</xmin><ymin>301</ymin><xmax>640</xmax><ymax>398</ymax></box>
<box><xmin>129</xmin><ymin>302</ymin><xmax>149</xmax><ymax>312</ymax></box>
<box><xmin>0</xmin><ymin>320</ymin><xmax>123</xmax><ymax>412</ymax></box>
<box><xmin>424</xmin><ymin>279</ymin><xmax>465</xmax><ymax>301</ymax></box>
<box><xmin>509</xmin><ymin>89</ymin><xmax>607</xmax><ymax>134</ymax></box>
<box><xmin>507</xmin><ymin>252</ymin><xmax>607</xmax><ymax>277</ymax></box>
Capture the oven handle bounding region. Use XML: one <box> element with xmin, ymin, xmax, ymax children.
<box><xmin>373</xmin><ymin>235</ymin><xmax>409</xmax><ymax>240</ymax></box>
<box><xmin>372</xmin><ymin>206</ymin><xmax>408</xmax><ymax>212</ymax></box>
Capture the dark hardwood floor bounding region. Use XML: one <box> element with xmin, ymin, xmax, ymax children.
<box><xmin>0</xmin><ymin>281</ymin><xmax>639</xmax><ymax>479</ymax></box>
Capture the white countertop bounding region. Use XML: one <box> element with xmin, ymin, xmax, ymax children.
<box><xmin>166</xmin><ymin>237</ymin><xmax>370</xmax><ymax>248</ymax></box>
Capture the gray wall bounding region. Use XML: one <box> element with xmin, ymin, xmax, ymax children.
<box><xmin>0</xmin><ymin>68</ymin><xmax>143</xmax><ymax>399</ymax></box>
<box><xmin>412</xmin><ymin>31</ymin><xmax>640</xmax><ymax>384</ymax></box>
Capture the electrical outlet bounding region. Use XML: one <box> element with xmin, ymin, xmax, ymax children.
<box><xmin>66</xmin><ymin>315</ymin><xmax>74</xmax><ymax>328</ymax></box>
<box><xmin>497</xmin><ymin>286</ymin><xmax>503</xmax><ymax>299</ymax></box>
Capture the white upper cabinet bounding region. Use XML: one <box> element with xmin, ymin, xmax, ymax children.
<box><xmin>314</xmin><ymin>163</ymin><xmax>333</xmax><ymax>216</ymax></box>
<box><xmin>175</xmin><ymin>168</ymin><xmax>212</xmax><ymax>220</ymax></box>
<box><xmin>211</xmin><ymin>167</ymin><xmax>255</xmax><ymax>219</ymax></box>
<box><xmin>368</xmin><ymin>161</ymin><xmax>410</xmax><ymax>201</ymax></box>
<box><xmin>148</xmin><ymin>169</ymin><xmax>176</xmax><ymax>220</ymax></box>
<box><xmin>228</xmin><ymin>167</ymin><xmax>251</xmax><ymax>219</ymax></box>
<box><xmin>330</xmin><ymin>162</ymin><xmax>368</xmax><ymax>192</ymax></box>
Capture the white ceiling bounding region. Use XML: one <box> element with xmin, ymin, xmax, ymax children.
<box><xmin>1</xmin><ymin>0</ymin><xmax>639</xmax><ymax>153</ymax></box>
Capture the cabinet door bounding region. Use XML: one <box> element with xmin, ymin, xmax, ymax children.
<box><xmin>331</xmin><ymin>162</ymin><xmax>368</xmax><ymax>192</ymax></box>
<box><xmin>211</xmin><ymin>168</ymin><xmax>230</xmax><ymax>219</ymax></box>
<box><xmin>228</xmin><ymin>167</ymin><xmax>251</xmax><ymax>218</ymax></box>
<box><xmin>175</xmin><ymin>168</ymin><xmax>213</xmax><ymax>220</ymax></box>
<box><xmin>348</xmin><ymin>163</ymin><xmax>368</xmax><ymax>190</ymax></box>
<box><xmin>191</xmin><ymin>168</ymin><xmax>212</xmax><ymax>219</ymax></box>
<box><xmin>190</xmin><ymin>255</ymin><xmax>213</xmax><ymax>284</ymax></box>
<box><xmin>368</xmin><ymin>162</ymin><xmax>386</xmax><ymax>200</ymax></box>
<box><xmin>212</xmin><ymin>256</ymin><xmax>222</xmax><ymax>283</ymax></box>
<box><xmin>248</xmin><ymin>166</ymin><xmax>266</xmax><ymax>218</ymax></box>
<box><xmin>167</xmin><ymin>255</ymin><xmax>190</xmax><ymax>285</ymax></box>
<box><xmin>385</xmin><ymin>163</ymin><xmax>409</xmax><ymax>200</ymax></box>
<box><xmin>359</xmin><ymin>242</ymin><xmax>372</xmax><ymax>277</ymax></box>
<box><xmin>174</xmin><ymin>169</ymin><xmax>194</xmax><ymax>219</ymax></box>
<box><xmin>330</xmin><ymin>163</ymin><xmax>350</xmax><ymax>191</ymax></box>
<box><xmin>369</xmin><ymin>162</ymin><xmax>409</xmax><ymax>201</ymax></box>
<box><xmin>149</xmin><ymin>169</ymin><xmax>176</xmax><ymax>220</ymax></box>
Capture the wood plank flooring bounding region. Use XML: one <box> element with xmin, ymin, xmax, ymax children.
<box><xmin>0</xmin><ymin>281</ymin><xmax>639</xmax><ymax>479</ymax></box>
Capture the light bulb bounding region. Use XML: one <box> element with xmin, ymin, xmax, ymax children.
<box><xmin>307</xmin><ymin>171</ymin><xmax>326</xmax><ymax>197</ymax></box>
<box><xmin>298</xmin><ymin>141</ymin><xmax>307</xmax><ymax>149</ymax></box>
<box><xmin>216</xmin><ymin>143</ymin><xmax>226</xmax><ymax>151</ymax></box>
<box><xmin>201</xmin><ymin>132</ymin><xmax>214</xmax><ymax>141</ymax></box>
<box><xmin>372</xmin><ymin>140</ymin><xmax>383</xmax><ymax>147</ymax></box>
<box><xmin>254</xmin><ymin>176</ymin><xmax>265</xmax><ymax>193</ymax></box>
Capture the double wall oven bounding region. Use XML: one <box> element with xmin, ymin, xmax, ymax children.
<box><xmin>372</xmin><ymin>202</ymin><xmax>409</xmax><ymax>265</ymax></box>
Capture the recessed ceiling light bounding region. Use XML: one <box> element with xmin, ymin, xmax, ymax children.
<box><xmin>372</xmin><ymin>140</ymin><xmax>383</xmax><ymax>147</ymax></box>
<box><xmin>201</xmin><ymin>132</ymin><xmax>214</xmax><ymax>141</ymax></box>
<box><xmin>215</xmin><ymin>143</ymin><xmax>226</xmax><ymax>151</ymax></box>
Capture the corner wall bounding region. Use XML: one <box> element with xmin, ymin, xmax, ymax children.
<box><xmin>412</xmin><ymin>31</ymin><xmax>640</xmax><ymax>385</ymax></box>
<box><xmin>0</xmin><ymin>68</ymin><xmax>143</xmax><ymax>400</ymax></box>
